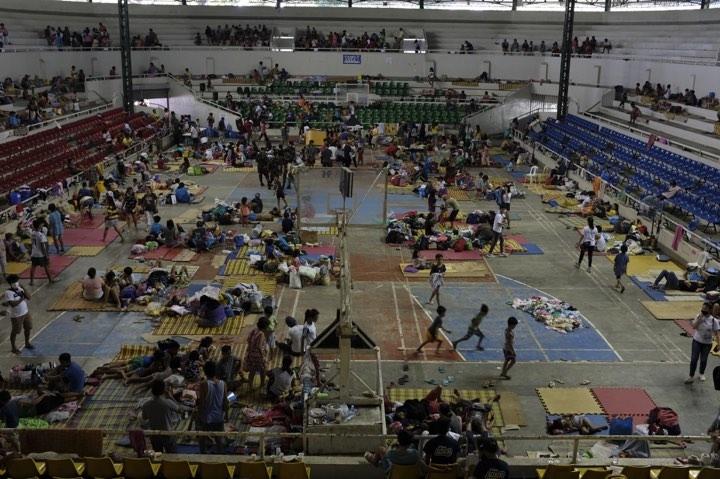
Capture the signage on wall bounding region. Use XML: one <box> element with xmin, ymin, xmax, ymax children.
<box><xmin>342</xmin><ymin>54</ymin><xmax>362</xmax><ymax>65</ymax></box>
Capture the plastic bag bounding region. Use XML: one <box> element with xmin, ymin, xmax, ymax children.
<box><xmin>289</xmin><ymin>270</ymin><xmax>302</xmax><ymax>289</ymax></box>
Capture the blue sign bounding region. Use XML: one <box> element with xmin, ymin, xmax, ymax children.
<box><xmin>342</xmin><ymin>54</ymin><xmax>362</xmax><ymax>65</ymax></box>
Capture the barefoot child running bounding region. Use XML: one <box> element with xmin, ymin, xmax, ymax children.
<box><xmin>452</xmin><ymin>304</ymin><xmax>489</xmax><ymax>351</ymax></box>
<box><xmin>500</xmin><ymin>317</ymin><xmax>518</xmax><ymax>380</ymax></box>
<box><xmin>416</xmin><ymin>306</ymin><xmax>452</xmax><ymax>353</ymax></box>
<box><xmin>613</xmin><ymin>244</ymin><xmax>629</xmax><ymax>293</ymax></box>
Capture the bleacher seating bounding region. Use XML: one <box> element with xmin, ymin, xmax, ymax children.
<box><xmin>0</xmin><ymin>107</ymin><xmax>159</xmax><ymax>194</ymax></box>
<box><xmin>531</xmin><ymin>114</ymin><xmax>720</xmax><ymax>230</ymax></box>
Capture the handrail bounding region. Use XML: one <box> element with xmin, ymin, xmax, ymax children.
<box><xmin>583</xmin><ymin>110</ymin><xmax>720</xmax><ymax>162</ymax></box>
<box><xmin>3</xmin><ymin>44</ymin><xmax>720</xmax><ymax>66</ymax></box>
<box><xmin>0</xmin><ymin>425</ymin><xmax>711</xmax><ymax>463</ymax></box>
<box><xmin>517</xmin><ymin>130</ymin><xmax>720</xmax><ymax>260</ymax></box>
<box><xmin>0</xmin><ymin>128</ymin><xmax>169</xmax><ymax>226</ymax></box>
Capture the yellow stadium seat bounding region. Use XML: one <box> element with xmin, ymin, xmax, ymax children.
<box><xmin>622</xmin><ymin>467</ymin><xmax>653</xmax><ymax>479</ymax></box>
<box><xmin>237</xmin><ymin>461</ymin><xmax>273</xmax><ymax>479</ymax></box>
<box><xmin>122</xmin><ymin>458</ymin><xmax>161</xmax><ymax>479</ymax></box>
<box><xmin>426</xmin><ymin>464</ymin><xmax>459</xmax><ymax>479</ymax></box>
<box><xmin>84</xmin><ymin>457</ymin><xmax>123</xmax><ymax>478</ymax></box>
<box><xmin>581</xmin><ymin>470</ymin><xmax>611</xmax><ymax>479</ymax></box>
<box><xmin>275</xmin><ymin>461</ymin><xmax>311</xmax><ymax>479</ymax></box>
<box><xmin>6</xmin><ymin>458</ymin><xmax>47</xmax><ymax>479</ymax></box>
<box><xmin>160</xmin><ymin>460</ymin><xmax>197</xmax><ymax>479</ymax></box>
<box><xmin>197</xmin><ymin>462</ymin><xmax>234</xmax><ymax>479</ymax></box>
<box><xmin>694</xmin><ymin>468</ymin><xmax>720</xmax><ymax>479</ymax></box>
<box><xmin>45</xmin><ymin>459</ymin><xmax>85</xmax><ymax>478</ymax></box>
<box><xmin>651</xmin><ymin>467</ymin><xmax>691</xmax><ymax>479</ymax></box>
<box><xmin>389</xmin><ymin>464</ymin><xmax>424</xmax><ymax>479</ymax></box>
<box><xmin>538</xmin><ymin>465</ymin><xmax>576</xmax><ymax>479</ymax></box>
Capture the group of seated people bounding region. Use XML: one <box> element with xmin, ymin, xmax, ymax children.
<box><xmin>0</xmin><ymin>353</ymin><xmax>87</xmax><ymax>428</ymax></box>
<box><xmin>635</xmin><ymin>81</ymin><xmax>703</xmax><ymax>108</ymax></box>
<box><xmin>501</xmin><ymin>38</ymin><xmax>560</xmax><ymax>55</ymax></box>
<box><xmin>296</xmin><ymin>27</ymin><xmax>400</xmax><ymax>51</ymax></box>
<box><xmin>197</xmin><ymin>24</ymin><xmax>271</xmax><ymax>47</ymax></box>
<box><xmin>131</xmin><ymin>29</ymin><xmax>161</xmax><ymax>48</ymax></box>
<box><xmin>43</xmin><ymin>23</ymin><xmax>111</xmax><ymax>48</ymax></box>
<box><xmin>80</xmin><ymin>262</ymin><xmax>190</xmax><ymax>310</ymax></box>
<box><xmin>365</xmin><ymin>387</ymin><xmax>505</xmax><ymax>477</ymax></box>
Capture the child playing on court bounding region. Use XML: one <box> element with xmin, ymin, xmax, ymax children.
<box><xmin>500</xmin><ymin>317</ymin><xmax>518</xmax><ymax>380</ymax></box>
<box><xmin>452</xmin><ymin>304</ymin><xmax>489</xmax><ymax>351</ymax></box>
<box><xmin>613</xmin><ymin>244</ymin><xmax>629</xmax><ymax>294</ymax></box>
<box><xmin>416</xmin><ymin>306</ymin><xmax>452</xmax><ymax>353</ymax></box>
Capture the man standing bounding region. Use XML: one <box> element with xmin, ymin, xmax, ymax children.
<box><xmin>29</xmin><ymin>219</ymin><xmax>53</xmax><ymax>285</ymax></box>
<box><xmin>141</xmin><ymin>379</ymin><xmax>192</xmax><ymax>453</ymax></box>
<box><xmin>486</xmin><ymin>209</ymin><xmax>508</xmax><ymax>257</ymax></box>
<box><xmin>3</xmin><ymin>274</ymin><xmax>33</xmax><ymax>354</ymax></box>
<box><xmin>442</xmin><ymin>195</ymin><xmax>461</xmax><ymax>229</ymax></box>
<box><xmin>196</xmin><ymin>361</ymin><xmax>228</xmax><ymax>454</ymax></box>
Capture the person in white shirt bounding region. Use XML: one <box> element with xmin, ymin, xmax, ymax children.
<box><xmin>576</xmin><ymin>217</ymin><xmax>598</xmax><ymax>272</ymax></box>
<box><xmin>595</xmin><ymin>226</ymin><xmax>608</xmax><ymax>253</ymax></box>
<box><xmin>302</xmin><ymin>308</ymin><xmax>319</xmax><ymax>351</ymax></box>
<box><xmin>29</xmin><ymin>219</ymin><xmax>53</xmax><ymax>286</ymax></box>
<box><xmin>3</xmin><ymin>274</ymin><xmax>34</xmax><ymax>354</ymax></box>
<box><xmin>278</xmin><ymin>316</ymin><xmax>305</xmax><ymax>356</ymax></box>
<box><xmin>487</xmin><ymin>209</ymin><xmax>507</xmax><ymax>257</ymax></box>
<box><xmin>685</xmin><ymin>302</ymin><xmax>720</xmax><ymax>384</ymax></box>
<box><xmin>501</xmin><ymin>185</ymin><xmax>512</xmax><ymax>229</ymax></box>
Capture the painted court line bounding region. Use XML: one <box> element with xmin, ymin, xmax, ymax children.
<box><xmin>496</xmin><ymin>273</ymin><xmax>623</xmax><ymax>362</ymax></box>
<box><xmin>391</xmin><ymin>284</ymin><xmax>407</xmax><ymax>357</ymax></box>
<box><xmin>406</xmin><ymin>287</ymin><xmax>466</xmax><ymax>362</ymax></box>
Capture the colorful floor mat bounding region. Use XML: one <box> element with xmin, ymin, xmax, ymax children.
<box><xmin>222</xmin><ymin>259</ymin><xmax>262</xmax><ymax>276</ymax></box>
<box><xmin>641</xmin><ymin>300</ymin><xmax>703</xmax><ymax>320</ymax></box>
<box><xmin>113</xmin><ymin>344</ymin><xmax>160</xmax><ymax>361</ymax></box>
<box><xmin>5</xmin><ymin>262</ymin><xmax>28</xmax><ymax>274</ymax></box>
<box><xmin>558</xmin><ymin>215</ymin><xmax>614</xmax><ymax>232</ymax></box>
<box><xmin>65</xmin><ymin>245</ymin><xmax>106</xmax><ymax>257</ymax></box>
<box><xmin>481</xmin><ymin>238</ymin><xmax>527</xmax><ymax>254</ymax></box>
<box><xmin>417</xmin><ymin>250</ymin><xmax>484</xmax><ymax>261</ymax></box>
<box><xmin>400</xmin><ymin>260</ymin><xmax>494</xmax><ymax>281</ymax></box>
<box><xmin>62</xmin><ymin>226</ymin><xmax>120</xmax><ymax>246</ymax></box>
<box><xmin>152</xmin><ymin>313</ymin><xmax>247</xmax><ymax>336</ymax></box>
<box><xmin>591</xmin><ymin>387</ymin><xmax>656</xmax><ymax>421</ymax></box>
<box><xmin>300</xmin><ymin>226</ymin><xmax>338</xmax><ymax>236</ymax></box>
<box><xmin>224</xmin><ymin>166</ymin><xmax>256</xmax><ymax>172</ymax></box>
<box><xmin>605</xmin><ymin>254</ymin><xmax>683</xmax><ymax>277</ymax></box>
<box><xmin>631</xmin><ymin>277</ymin><xmax>704</xmax><ymax>302</ymax></box>
<box><xmin>386</xmin><ymin>185</ymin><xmax>416</xmax><ymax>195</ymax></box>
<box><xmin>216</xmin><ymin>276</ymin><xmax>277</xmax><ymax>296</ymax></box>
<box><xmin>447</xmin><ymin>187</ymin><xmax>473</xmax><ymax>201</ymax></box>
<box><xmin>536</xmin><ymin>387</ymin><xmax>604</xmax><ymax>415</ymax></box>
<box><xmin>18</xmin><ymin>255</ymin><xmax>77</xmax><ymax>279</ymax></box>
<box><xmin>47</xmin><ymin>283</ymin><xmax>145</xmax><ymax>312</ymax></box>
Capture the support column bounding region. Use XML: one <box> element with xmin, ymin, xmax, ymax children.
<box><xmin>700</xmin><ymin>0</ymin><xmax>709</xmax><ymax>9</ymax></box>
<box><xmin>604</xmin><ymin>0</ymin><xmax>611</xmax><ymax>12</ymax></box>
<box><xmin>556</xmin><ymin>0</ymin><xmax>575</xmax><ymax>120</ymax></box>
<box><xmin>419</xmin><ymin>0</ymin><xmax>424</xmax><ymax>9</ymax></box>
<box><xmin>349</xmin><ymin>0</ymin><xmax>353</xmax><ymax>7</ymax></box>
<box><xmin>118</xmin><ymin>0</ymin><xmax>133</xmax><ymax>113</ymax></box>
<box><xmin>511</xmin><ymin>0</ymin><xmax>518</xmax><ymax>11</ymax></box>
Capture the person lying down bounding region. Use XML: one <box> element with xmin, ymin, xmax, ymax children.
<box><xmin>547</xmin><ymin>414</ymin><xmax>608</xmax><ymax>435</ymax></box>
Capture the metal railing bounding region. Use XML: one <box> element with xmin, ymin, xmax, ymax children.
<box><xmin>518</xmin><ymin>131</ymin><xmax>720</xmax><ymax>261</ymax></box>
<box><xmin>3</xmin><ymin>43</ymin><xmax>720</xmax><ymax>66</ymax></box>
<box><xmin>0</xmin><ymin>426</ymin><xmax>711</xmax><ymax>464</ymax></box>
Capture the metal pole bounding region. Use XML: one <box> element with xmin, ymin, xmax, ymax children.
<box><xmin>571</xmin><ymin>438</ymin><xmax>579</xmax><ymax>463</ymax></box>
<box><xmin>382</xmin><ymin>167</ymin><xmax>389</xmax><ymax>226</ymax></box>
<box><xmin>118</xmin><ymin>0</ymin><xmax>134</xmax><ymax>113</ymax></box>
<box><xmin>295</xmin><ymin>171</ymin><xmax>302</xmax><ymax>232</ymax></box>
<box><xmin>604</xmin><ymin>0</ymin><xmax>611</xmax><ymax>11</ymax></box>
<box><xmin>511</xmin><ymin>0</ymin><xmax>518</xmax><ymax>11</ymax></box>
<box><xmin>556</xmin><ymin>0</ymin><xmax>576</xmax><ymax>120</ymax></box>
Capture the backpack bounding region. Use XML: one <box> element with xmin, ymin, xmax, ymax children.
<box><xmin>453</xmin><ymin>238</ymin><xmax>467</xmax><ymax>252</ymax></box>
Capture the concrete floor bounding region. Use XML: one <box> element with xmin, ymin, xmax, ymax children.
<box><xmin>2</xmin><ymin>155</ymin><xmax>716</xmax><ymax>459</ymax></box>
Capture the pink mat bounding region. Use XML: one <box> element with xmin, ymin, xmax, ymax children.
<box><xmin>505</xmin><ymin>234</ymin><xmax>529</xmax><ymax>243</ymax></box>
<box><xmin>674</xmin><ymin>320</ymin><xmax>694</xmax><ymax>337</ymax></box>
<box><xmin>68</xmin><ymin>215</ymin><xmax>105</xmax><ymax>229</ymax></box>
<box><xmin>418</xmin><ymin>250</ymin><xmax>484</xmax><ymax>261</ymax></box>
<box><xmin>63</xmin><ymin>227</ymin><xmax>119</xmax><ymax>246</ymax></box>
<box><xmin>592</xmin><ymin>388</ymin><xmax>657</xmax><ymax>420</ymax></box>
<box><xmin>18</xmin><ymin>255</ymin><xmax>77</xmax><ymax>279</ymax></box>
<box><xmin>302</xmin><ymin>246</ymin><xmax>337</xmax><ymax>256</ymax></box>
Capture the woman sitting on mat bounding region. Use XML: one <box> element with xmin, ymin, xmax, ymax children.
<box><xmin>81</xmin><ymin>267</ymin><xmax>105</xmax><ymax>301</ymax></box>
<box><xmin>103</xmin><ymin>271</ymin><xmax>122</xmax><ymax>309</ymax></box>
<box><xmin>195</xmin><ymin>294</ymin><xmax>228</xmax><ymax>328</ymax></box>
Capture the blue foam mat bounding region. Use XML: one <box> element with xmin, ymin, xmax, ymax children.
<box><xmin>514</xmin><ymin>243</ymin><xmax>544</xmax><ymax>255</ymax></box>
<box><xmin>410</xmin><ymin>276</ymin><xmax>619</xmax><ymax>363</ymax></box>
<box><xmin>630</xmin><ymin>276</ymin><xmax>667</xmax><ymax>301</ymax></box>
